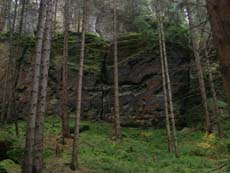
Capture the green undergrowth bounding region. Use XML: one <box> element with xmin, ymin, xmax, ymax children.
<box><xmin>0</xmin><ymin>117</ymin><xmax>229</xmax><ymax>173</ymax></box>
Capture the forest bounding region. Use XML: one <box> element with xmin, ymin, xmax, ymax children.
<box><xmin>0</xmin><ymin>0</ymin><xmax>229</xmax><ymax>172</ymax></box>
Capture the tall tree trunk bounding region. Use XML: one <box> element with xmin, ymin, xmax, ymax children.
<box><xmin>53</xmin><ymin>0</ymin><xmax>58</xmax><ymax>34</ymax></box>
<box><xmin>206</xmin><ymin>0</ymin><xmax>230</xmax><ymax>112</ymax></box>
<box><xmin>70</xmin><ymin>0</ymin><xmax>87</xmax><ymax>170</ymax></box>
<box><xmin>6</xmin><ymin>0</ymin><xmax>12</xmax><ymax>32</ymax></box>
<box><xmin>0</xmin><ymin>0</ymin><xmax>10</xmax><ymax>32</ymax></box>
<box><xmin>113</xmin><ymin>0</ymin><xmax>121</xmax><ymax>141</ymax></box>
<box><xmin>19</xmin><ymin>0</ymin><xmax>26</xmax><ymax>34</ymax></box>
<box><xmin>33</xmin><ymin>1</ymin><xmax>55</xmax><ymax>172</ymax></box>
<box><xmin>22</xmin><ymin>0</ymin><xmax>47</xmax><ymax>172</ymax></box>
<box><xmin>155</xmin><ymin>0</ymin><xmax>172</xmax><ymax>153</ymax></box>
<box><xmin>206</xmin><ymin>56</ymin><xmax>223</xmax><ymax>138</ymax></box>
<box><xmin>185</xmin><ymin>0</ymin><xmax>212</xmax><ymax>133</ymax></box>
<box><xmin>61</xmin><ymin>0</ymin><xmax>70</xmax><ymax>140</ymax></box>
<box><xmin>6</xmin><ymin>0</ymin><xmax>20</xmax><ymax>123</ymax></box>
<box><xmin>161</xmin><ymin>17</ymin><xmax>179</xmax><ymax>159</ymax></box>
<box><xmin>0</xmin><ymin>60</ymin><xmax>10</xmax><ymax>122</ymax></box>
<box><xmin>155</xmin><ymin>0</ymin><xmax>179</xmax><ymax>157</ymax></box>
<box><xmin>77</xmin><ymin>9</ymin><xmax>81</xmax><ymax>33</ymax></box>
<box><xmin>12</xmin><ymin>0</ymin><xmax>18</xmax><ymax>32</ymax></box>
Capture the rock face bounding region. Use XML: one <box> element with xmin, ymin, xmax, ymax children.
<box><xmin>78</xmin><ymin>46</ymin><xmax>190</xmax><ymax>127</ymax></box>
<box><xmin>0</xmin><ymin>33</ymin><xmax>191</xmax><ymax>127</ymax></box>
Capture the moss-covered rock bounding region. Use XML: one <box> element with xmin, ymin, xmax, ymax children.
<box><xmin>0</xmin><ymin>31</ymin><xmax>191</xmax><ymax>127</ymax></box>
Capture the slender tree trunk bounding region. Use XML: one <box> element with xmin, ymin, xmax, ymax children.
<box><xmin>53</xmin><ymin>0</ymin><xmax>58</xmax><ymax>34</ymax></box>
<box><xmin>155</xmin><ymin>0</ymin><xmax>179</xmax><ymax>157</ymax></box>
<box><xmin>0</xmin><ymin>0</ymin><xmax>9</xmax><ymax>32</ymax></box>
<box><xmin>6</xmin><ymin>1</ymin><xmax>18</xmax><ymax>123</ymax></box>
<box><xmin>0</xmin><ymin>0</ymin><xmax>6</xmax><ymax>32</ymax></box>
<box><xmin>155</xmin><ymin>0</ymin><xmax>172</xmax><ymax>153</ymax></box>
<box><xmin>61</xmin><ymin>0</ymin><xmax>70</xmax><ymax>140</ymax></box>
<box><xmin>206</xmin><ymin>56</ymin><xmax>223</xmax><ymax>138</ymax></box>
<box><xmin>206</xmin><ymin>0</ymin><xmax>230</xmax><ymax>113</ymax></box>
<box><xmin>77</xmin><ymin>8</ymin><xmax>81</xmax><ymax>32</ymax></box>
<box><xmin>113</xmin><ymin>0</ymin><xmax>121</xmax><ymax>141</ymax></box>
<box><xmin>161</xmin><ymin>19</ymin><xmax>179</xmax><ymax>159</ymax></box>
<box><xmin>185</xmin><ymin>0</ymin><xmax>212</xmax><ymax>133</ymax></box>
<box><xmin>70</xmin><ymin>0</ymin><xmax>87</xmax><ymax>170</ymax></box>
<box><xmin>6</xmin><ymin>0</ymin><xmax>12</xmax><ymax>32</ymax></box>
<box><xmin>12</xmin><ymin>0</ymin><xmax>18</xmax><ymax>33</ymax></box>
<box><xmin>22</xmin><ymin>0</ymin><xmax>47</xmax><ymax>172</ymax></box>
<box><xmin>0</xmin><ymin>62</ymin><xmax>10</xmax><ymax>122</ymax></box>
<box><xmin>33</xmin><ymin>1</ymin><xmax>55</xmax><ymax>172</ymax></box>
<box><xmin>6</xmin><ymin>45</ymin><xmax>15</xmax><ymax>123</ymax></box>
<box><xmin>0</xmin><ymin>0</ymin><xmax>15</xmax><ymax>123</ymax></box>
<box><xmin>19</xmin><ymin>0</ymin><xmax>26</xmax><ymax>34</ymax></box>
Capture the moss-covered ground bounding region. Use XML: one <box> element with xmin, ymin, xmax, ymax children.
<box><xmin>0</xmin><ymin>117</ymin><xmax>229</xmax><ymax>173</ymax></box>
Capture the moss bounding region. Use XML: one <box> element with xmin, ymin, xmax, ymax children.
<box><xmin>0</xmin><ymin>160</ymin><xmax>21</xmax><ymax>173</ymax></box>
<box><xmin>51</xmin><ymin>32</ymin><xmax>108</xmax><ymax>74</ymax></box>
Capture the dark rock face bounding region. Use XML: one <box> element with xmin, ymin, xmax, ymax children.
<box><xmin>70</xmin><ymin>46</ymin><xmax>191</xmax><ymax>127</ymax></box>
<box><xmin>1</xmin><ymin>33</ymin><xmax>190</xmax><ymax>128</ymax></box>
<box><xmin>105</xmin><ymin>47</ymin><xmax>189</xmax><ymax>127</ymax></box>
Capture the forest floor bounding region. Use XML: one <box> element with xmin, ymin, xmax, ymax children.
<box><xmin>0</xmin><ymin>117</ymin><xmax>229</xmax><ymax>173</ymax></box>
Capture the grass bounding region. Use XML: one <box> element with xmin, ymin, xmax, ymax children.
<box><xmin>0</xmin><ymin>117</ymin><xmax>229</xmax><ymax>173</ymax></box>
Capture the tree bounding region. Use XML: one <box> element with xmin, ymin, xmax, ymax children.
<box><xmin>155</xmin><ymin>0</ymin><xmax>179</xmax><ymax>158</ymax></box>
<box><xmin>19</xmin><ymin>0</ymin><xmax>27</xmax><ymax>34</ymax></box>
<box><xmin>22</xmin><ymin>0</ymin><xmax>48</xmax><ymax>172</ymax></box>
<box><xmin>61</xmin><ymin>0</ymin><xmax>71</xmax><ymax>141</ymax></box>
<box><xmin>185</xmin><ymin>0</ymin><xmax>212</xmax><ymax>133</ymax></box>
<box><xmin>12</xmin><ymin>0</ymin><xmax>19</xmax><ymax>32</ymax></box>
<box><xmin>33</xmin><ymin>0</ymin><xmax>55</xmax><ymax>172</ymax></box>
<box><xmin>206</xmin><ymin>56</ymin><xmax>223</xmax><ymax>138</ymax></box>
<box><xmin>71</xmin><ymin>0</ymin><xmax>88</xmax><ymax>170</ymax></box>
<box><xmin>206</xmin><ymin>0</ymin><xmax>230</xmax><ymax>112</ymax></box>
<box><xmin>113</xmin><ymin>0</ymin><xmax>121</xmax><ymax>141</ymax></box>
<box><xmin>0</xmin><ymin>0</ymin><xmax>11</xmax><ymax>32</ymax></box>
<box><xmin>154</xmin><ymin>0</ymin><xmax>172</xmax><ymax>153</ymax></box>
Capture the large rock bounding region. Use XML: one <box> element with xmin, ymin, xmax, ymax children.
<box><xmin>100</xmin><ymin>47</ymin><xmax>190</xmax><ymax>127</ymax></box>
<box><xmin>0</xmin><ymin>33</ymin><xmax>191</xmax><ymax>128</ymax></box>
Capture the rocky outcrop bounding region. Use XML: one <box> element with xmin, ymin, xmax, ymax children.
<box><xmin>0</xmin><ymin>32</ymin><xmax>191</xmax><ymax>127</ymax></box>
<box><xmin>78</xmin><ymin>45</ymin><xmax>190</xmax><ymax>127</ymax></box>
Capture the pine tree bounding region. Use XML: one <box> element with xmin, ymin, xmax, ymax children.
<box><xmin>61</xmin><ymin>0</ymin><xmax>70</xmax><ymax>141</ymax></box>
<box><xmin>33</xmin><ymin>0</ymin><xmax>55</xmax><ymax>172</ymax></box>
<box><xmin>113</xmin><ymin>0</ymin><xmax>121</xmax><ymax>141</ymax></box>
<box><xmin>71</xmin><ymin>0</ymin><xmax>88</xmax><ymax>170</ymax></box>
<box><xmin>185</xmin><ymin>0</ymin><xmax>212</xmax><ymax>133</ymax></box>
<box><xmin>206</xmin><ymin>0</ymin><xmax>230</xmax><ymax>112</ymax></box>
<box><xmin>22</xmin><ymin>0</ymin><xmax>48</xmax><ymax>172</ymax></box>
<box><xmin>155</xmin><ymin>0</ymin><xmax>179</xmax><ymax>158</ymax></box>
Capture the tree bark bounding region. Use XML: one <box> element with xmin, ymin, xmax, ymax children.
<box><xmin>22</xmin><ymin>0</ymin><xmax>47</xmax><ymax>172</ymax></box>
<box><xmin>61</xmin><ymin>0</ymin><xmax>70</xmax><ymax>140</ymax></box>
<box><xmin>33</xmin><ymin>1</ymin><xmax>55</xmax><ymax>172</ymax></box>
<box><xmin>160</xmin><ymin>17</ymin><xmax>179</xmax><ymax>159</ymax></box>
<box><xmin>70</xmin><ymin>0</ymin><xmax>87</xmax><ymax>170</ymax></box>
<box><xmin>185</xmin><ymin>0</ymin><xmax>212</xmax><ymax>133</ymax></box>
<box><xmin>19</xmin><ymin>0</ymin><xmax>26</xmax><ymax>34</ymax></box>
<box><xmin>155</xmin><ymin>0</ymin><xmax>172</xmax><ymax>153</ymax></box>
<box><xmin>12</xmin><ymin>0</ymin><xmax>18</xmax><ymax>33</ymax></box>
<box><xmin>206</xmin><ymin>0</ymin><xmax>230</xmax><ymax>111</ymax></box>
<box><xmin>206</xmin><ymin>57</ymin><xmax>223</xmax><ymax>138</ymax></box>
<box><xmin>113</xmin><ymin>0</ymin><xmax>121</xmax><ymax>141</ymax></box>
<box><xmin>0</xmin><ymin>0</ymin><xmax>10</xmax><ymax>32</ymax></box>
